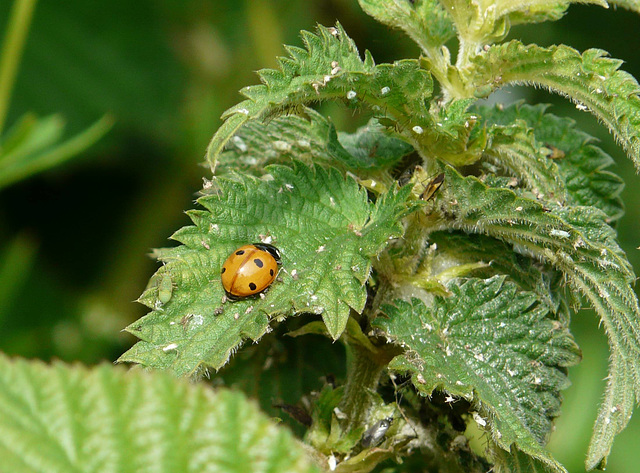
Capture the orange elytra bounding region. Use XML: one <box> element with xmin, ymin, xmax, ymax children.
<box><xmin>221</xmin><ymin>243</ymin><xmax>281</xmax><ymax>299</ymax></box>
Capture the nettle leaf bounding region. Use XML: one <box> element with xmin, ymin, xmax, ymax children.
<box><xmin>120</xmin><ymin>163</ymin><xmax>413</xmax><ymax>375</ymax></box>
<box><xmin>207</xmin><ymin>23</ymin><xmax>483</xmax><ymax>168</ymax></box>
<box><xmin>206</xmin><ymin>22</ymin><xmax>376</xmax><ymax>168</ymax></box>
<box><xmin>357</xmin><ymin>0</ymin><xmax>455</xmax><ymax>52</ymax></box>
<box><xmin>428</xmin><ymin>231</ymin><xmax>560</xmax><ymax>311</ymax></box>
<box><xmin>375</xmin><ymin>277</ymin><xmax>580</xmax><ymax>472</ymax></box>
<box><xmin>468</xmin><ymin>41</ymin><xmax>640</xmax><ymax>164</ymax></box>
<box><xmin>218</xmin><ymin>107</ymin><xmax>412</xmax><ymax>177</ymax></box>
<box><xmin>492</xmin><ymin>444</ymin><xmax>563</xmax><ymax>473</ymax></box>
<box><xmin>482</xmin><ymin>118</ymin><xmax>566</xmax><ymax>201</ymax></box>
<box><xmin>495</xmin><ymin>0</ymin><xmax>606</xmax><ymax>26</ymax></box>
<box><xmin>436</xmin><ymin>164</ymin><xmax>640</xmax><ymax>469</ymax></box>
<box><xmin>0</xmin><ymin>355</ymin><xmax>318</xmax><ymax>473</ymax></box>
<box><xmin>607</xmin><ymin>0</ymin><xmax>640</xmax><ymax>13</ymax></box>
<box><xmin>336</xmin><ymin>120</ymin><xmax>414</xmax><ymax>171</ymax></box>
<box><xmin>478</xmin><ymin>103</ymin><xmax>624</xmax><ymax>222</ymax></box>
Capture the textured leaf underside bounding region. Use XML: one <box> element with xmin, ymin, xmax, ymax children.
<box><xmin>375</xmin><ymin>277</ymin><xmax>580</xmax><ymax>472</ymax></box>
<box><xmin>0</xmin><ymin>355</ymin><xmax>318</xmax><ymax>473</ymax></box>
<box><xmin>120</xmin><ymin>163</ymin><xmax>412</xmax><ymax>375</ymax></box>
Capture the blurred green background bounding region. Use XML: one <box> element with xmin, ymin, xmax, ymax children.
<box><xmin>0</xmin><ymin>1</ymin><xmax>638</xmax><ymax>471</ymax></box>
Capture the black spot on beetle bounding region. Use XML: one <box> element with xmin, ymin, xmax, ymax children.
<box><xmin>236</xmin><ymin>250</ymin><xmax>245</xmax><ymax>255</ymax></box>
<box><xmin>221</xmin><ymin>267</ymin><xmax>226</xmax><ymax>274</ymax></box>
<box><xmin>249</xmin><ymin>282</ymin><xmax>257</xmax><ymax>291</ymax></box>
<box><xmin>254</xmin><ymin>258</ymin><xmax>264</xmax><ymax>268</ymax></box>
<box><xmin>270</xmin><ymin>269</ymin><xmax>274</xmax><ymax>276</ymax></box>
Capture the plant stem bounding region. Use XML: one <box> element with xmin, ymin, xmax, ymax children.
<box><xmin>0</xmin><ymin>0</ymin><xmax>37</xmax><ymax>137</ymax></box>
<box><xmin>339</xmin><ymin>342</ymin><xmax>385</xmax><ymax>432</ymax></box>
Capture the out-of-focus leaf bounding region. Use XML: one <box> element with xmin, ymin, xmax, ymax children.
<box><xmin>0</xmin><ymin>354</ymin><xmax>319</xmax><ymax>473</ymax></box>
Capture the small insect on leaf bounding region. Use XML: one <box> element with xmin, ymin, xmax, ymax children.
<box><xmin>157</xmin><ymin>273</ymin><xmax>174</xmax><ymax>304</ymax></box>
<box><xmin>546</xmin><ymin>145</ymin><xmax>565</xmax><ymax>160</ymax></box>
<box><xmin>419</xmin><ymin>173</ymin><xmax>445</xmax><ymax>201</ymax></box>
<box><xmin>361</xmin><ymin>417</ymin><xmax>393</xmax><ymax>448</ymax></box>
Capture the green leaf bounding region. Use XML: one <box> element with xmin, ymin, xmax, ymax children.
<box><xmin>428</xmin><ymin>231</ymin><xmax>560</xmax><ymax>311</ymax></box>
<box><xmin>492</xmin><ymin>444</ymin><xmax>564</xmax><ymax>473</ymax></box>
<box><xmin>438</xmin><ymin>0</ymin><xmax>604</xmax><ymax>51</ymax></box>
<box><xmin>0</xmin><ymin>354</ymin><xmax>318</xmax><ymax>473</ymax></box>
<box><xmin>218</xmin><ymin>107</ymin><xmax>412</xmax><ymax>177</ymax></box>
<box><xmin>494</xmin><ymin>0</ymin><xmax>607</xmax><ymax>26</ymax></box>
<box><xmin>482</xmin><ymin>117</ymin><xmax>566</xmax><ymax>201</ymax></box>
<box><xmin>375</xmin><ymin>277</ymin><xmax>579</xmax><ymax>472</ymax></box>
<box><xmin>120</xmin><ymin>163</ymin><xmax>413</xmax><ymax>375</ymax></box>
<box><xmin>468</xmin><ymin>41</ymin><xmax>640</xmax><ymax>165</ymax></box>
<box><xmin>435</xmin><ymin>164</ymin><xmax>640</xmax><ymax>469</ymax></box>
<box><xmin>357</xmin><ymin>0</ymin><xmax>455</xmax><ymax>52</ymax></box>
<box><xmin>206</xmin><ymin>23</ymin><xmax>460</xmax><ymax>168</ymax></box>
<box><xmin>336</xmin><ymin>119</ymin><xmax>414</xmax><ymax>171</ymax></box>
<box><xmin>0</xmin><ymin>113</ymin><xmax>112</xmax><ymax>190</ymax></box>
<box><xmin>478</xmin><ymin>103</ymin><xmax>624</xmax><ymax>222</ymax></box>
<box><xmin>206</xmin><ymin>22</ymin><xmax>375</xmax><ymax>169</ymax></box>
<box><xmin>606</xmin><ymin>0</ymin><xmax>640</xmax><ymax>13</ymax></box>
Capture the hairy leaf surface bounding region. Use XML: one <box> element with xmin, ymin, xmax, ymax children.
<box><xmin>375</xmin><ymin>277</ymin><xmax>579</xmax><ymax>472</ymax></box>
<box><xmin>482</xmin><ymin>118</ymin><xmax>566</xmax><ymax>201</ymax></box>
<box><xmin>428</xmin><ymin>231</ymin><xmax>560</xmax><ymax>311</ymax></box>
<box><xmin>218</xmin><ymin>108</ymin><xmax>412</xmax><ymax>177</ymax></box>
<box><xmin>0</xmin><ymin>355</ymin><xmax>318</xmax><ymax>473</ymax></box>
<box><xmin>468</xmin><ymin>42</ymin><xmax>640</xmax><ymax>164</ymax></box>
<box><xmin>479</xmin><ymin>103</ymin><xmax>624</xmax><ymax>222</ymax></box>
<box><xmin>436</xmin><ymin>164</ymin><xmax>640</xmax><ymax>468</ymax></box>
<box><xmin>357</xmin><ymin>0</ymin><xmax>455</xmax><ymax>52</ymax></box>
<box><xmin>206</xmin><ymin>23</ymin><xmax>487</xmax><ymax>168</ymax></box>
<box><xmin>120</xmin><ymin>163</ymin><xmax>413</xmax><ymax>375</ymax></box>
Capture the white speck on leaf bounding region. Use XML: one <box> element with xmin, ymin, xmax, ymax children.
<box><xmin>231</xmin><ymin>135</ymin><xmax>247</xmax><ymax>152</ymax></box>
<box><xmin>472</xmin><ymin>412</ymin><xmax>487</xmax><ymax>427</ymax></box>
<box><xmin>550</xmin><ymin>229</ymin><xmax>570</xmax><ymax>239</ymax></box>
<box><xmin>412</xmin><ymin>125</ymin><xmax>424</xmax><ymax>134</ymax></box>
<box><xmin>273</xmin><ymin>140</ymin><xmax>291</xmax><ymax>152</ymax></box>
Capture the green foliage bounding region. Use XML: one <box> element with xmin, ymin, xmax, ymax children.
<box><xmin>433</xmin><ymin>163</ymin><xmax>640</xmax><ymax>469</ymax></box>
<box><xmin>468</xmin><ymin>41</ymin><xmax>640</xmax><ymax>164</ymax></box>
<box><xmin>0</xmin><ymin>354</ymin><xmax>318</xmax><ymax>473</ymax></box>
<box><xmin>0</xmin><ymin>113</ymin><xmax>112</xmax><ymax>190</ymax></box>
<box><xmin>375</xmin><ymin>277</ymin><xmax>580</xmax><ymax>472</ymax></box>
<box><xmin>357</xmin><ymin>0</ymin><xmax>455</xmax><ymax>53</ymax></box>
<box><xmin>479</xmin><ymin>103</ymin><xmax>624</xmax><ymax>222</ymax></box>
<box><xmin>120</xmin><ymin>163</ymin><xmax>413</xmax><ymax>375</ymax></box>
<box><xmin>218</xmin><ymin>107</ymin><xmax>413</xmax><ymax>183</ymax></box>
<box><xmin>115</xmin><ymin>1</ymin><xmax>640</xmax><ymax>472</ymax></box>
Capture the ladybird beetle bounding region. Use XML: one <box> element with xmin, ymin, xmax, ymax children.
<box><xmin>221</xmin><ymin>243</ymin><xmax>281</xmax><ymax>299</ymax></box>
